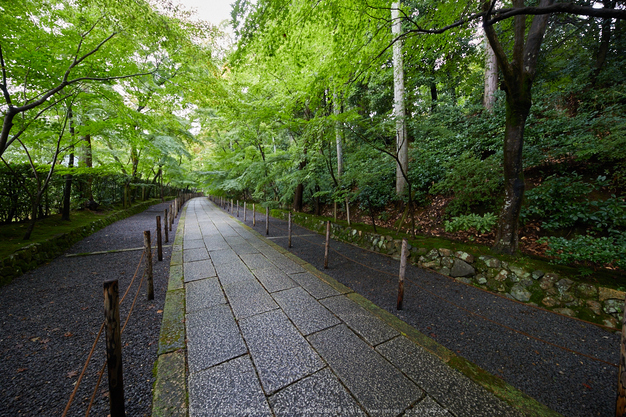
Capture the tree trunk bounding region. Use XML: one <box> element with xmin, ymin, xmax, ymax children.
<box><xmin>492</xmin><ymin>82</ymin><xmax>531</xmax><ymax>254</ymax></box>
<box><xmin>61</xmin><ymin>110</ymin><xmax>76</xmax><ymax>221</ymax></box>
<box><xmin>484</xmin><ymin>34</ymin><xmax>498</xmax><ymax>112</ymax></box>
<box><xmin>80</xmin><ymin>134</ymin><xmax>94</xmax><ymax>205</ymax></box>
<box><xmin>430</xmin><ymin>82</ymin><xmax>438</xmax><ymax>112</ymax></box>
<box><xmin>293</xmin><ymin>183</ymin><xmax>304</xmax><ymax>212</ymax></box>
<box><xmin>392</xmin><ymin>2</ymin><xmax>408</xmax><ymax>196</ymax></box>
<box><xmin>23</xmin><ymin>191</ymin><xmax>43</xmax><ymax>240</ymax></box>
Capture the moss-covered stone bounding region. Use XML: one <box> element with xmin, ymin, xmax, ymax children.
<box><xmin>158</xmin><ymin>289</ymin><xmax>186</xmax><ymax>355</ymax></box>
<box><xmin>152</xmin><ymin>350</ymin><xmax>187</xmax><ymax>417</ymax></box>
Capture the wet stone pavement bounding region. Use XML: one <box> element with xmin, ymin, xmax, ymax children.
<box><xmin>179</xmin><ymin>197</ymin><xmax>524</xmax><ymax>416</ymax></box>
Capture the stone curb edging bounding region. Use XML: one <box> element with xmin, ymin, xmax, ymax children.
<box><xmin>152</xmin><ymin>204</ymin><xmax>188</xmax><ymax>417</ymax></box>
<box><xmin>0</xmin><ymin>199</ymin><xmax>166</xmax><ymax>287</ymax></box>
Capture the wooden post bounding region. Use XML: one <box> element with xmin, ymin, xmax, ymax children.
<box><xmin>346</xmin><ymin>199</ymin><xmax>351</xmax><ymax>226</ymax></box>
<box><xmin>156</xmin><ymin>216</ymin><xmax>163</xmax><ymax>262</ymax></box>
<box><xmin>397</xmin><ymin>238</ymin><xmax>408</xmax><ymax>310</ymax></box>
<box><xmin>333</xmin><ymin>202</ymin><xmax>337</xmax><ymax>222</ymax></box>
<box><xmin>103</xmin><ymin>279</ymin><xmax>125</xmax><ymax>417</ymax></box>
<box><xmin>265</xmin><ymin>207</ymin><xmax>269</xmax><ymax>235</ymax></box>
<box><xmin>244</xmin><ymin>202</ymin><xmax>247</xmax><ymax>221</ymax></box>
<box><xmin>231</xmin><ymin>199</ymin><xmax>233</xmax><ymax>213</ymax></box>
<box><xmin>288</xmin><ymin>212</ymin><xmax>292</xmax><ymax>248</ymax></box>
<box><xmin>324</xmin><ymin>221</ymin><xmax>331</xmax><ymax>269</ymax></box>
<box><xmin>169</xmin><ymin>204</ymin><xmax>173</xmax><ymax>231</ymax></box>
<box><xmin>253</xmin><ymin>204</ymin><xmax>256</xmax><ymax>226</ymax></box>
<box><xmin>164</xmin><ymin>210</ymin><xmax>169</xmax><ymax>243</ymax></box>
<box><xmin>237</xmin><ymin>200</ymin><xmax>239</xmax><ymax>217</ymax></box>
<box><xmin>617</xmin><ymin>298</ymin><xmax>626</xmax><ymax>415</ymax></box>
<box><xmin>144</xmin><ymin>231</ymin><xmax>154</xmax><ymax>300</ymax></box>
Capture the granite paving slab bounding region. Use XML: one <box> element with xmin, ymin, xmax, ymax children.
<box><xmin>185</xmin><ymin>278</ymin><xmax>226</xmax><ymax>313</ymax></box>
<box><xmin>253</xmin><ymin>266</ymin><xmax>298</xmax><ymax>293</ymax></box>
<box><xmin>239</xmin><ymin>309</ymin><xmax>324</xmax><ymax>394</ymax></box>
<box><xmin>376</xmin><ymin>336</ymin><xmax>523</xmax><ymax>417</ymax></box>
<box><xmin>289</xmin><ymin>272</ymin><xmax>339</xmax><ymax>299</ymax></box>
<box><xmin>203</xmin><ymin>236</ymin><xmax>229</xmax><ymax>251</ymax></box>
<box><xmin>267</xmin><ymin>255</ymin><xmax>306</xmax><ymax>274</ymax></box>
<box><xmin>183</xmin><ymin>260</ymin><xmax>217</xmax><ymax>283</ymax></box>
<box><xmin>269</xmin><ymin>368</ymin><xmax>365</xmax><ymax>416</ymax></box>
<box><xmin>184</xmin><ymin>239</ymin><xmax>206</xmax><ymax>249</ymax></box>
<box><xmin>184</xmin><ymin>247</ymin><xmax>210</xmax><ymax>262</ymax></box>
<box><xmin>321</xmin><ymin>295</ymin><xmax>399</xmax><ymax>346</ymax></box>
<box><xmin>186</xmin><ymin>304</ymin><xmax>247</xmax><ymax>373</ymax></box>
<box><xmin>223</xmin><ymin>279</ymin><xmax>278</xmax><ymax>319</ymax></box>
<box><xmin>229</xmin><ymin>242</ymin><xmax>258</xmax><ymax>255</ymax></box>
<box><xmin>405</xmin><ymin>396</ymin><xmax>453</xmax><ymax>416</ymax></box>
<box><xmin>307</xmin><ymin>324</ymin><xmax>423</xmax><ymax>416</ymax></box>
<box><xmin>188</xmin><ymin>355</ymin><xmax>272</xmax><ymax>417</ymax></box>
<box><xmin>239</xmin><ymin>253</ymin><xmax>275</xmax><ymax>271</ymax></box>
<box><xmin>272</xmin><ymin>286</ymin><xmax>340</xmax><ymax>335</ymax></box>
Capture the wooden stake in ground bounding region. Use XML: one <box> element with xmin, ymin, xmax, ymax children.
<box><xmin>143</xmin><ymin>231</ymin><xmax>154</xmax><ymax>300</ymax></box>
<box><xmin>237</xmin><ymin>200</ymin><xmax>239</xmax><ymax>217</ymax></box>
<box><xmin>324</xmin><ymin>221</ymin><xmax>330</xmax><ymax>269</ymax></box>
<box><xmin>617</xmin><ymin>298</ymin><xmax>626</xmax><ymax>416</ymax></box>
<box><xmin>244</xmin><ymin>202</ymin><xmax>247</xmax><ymax>221</ymax></box>
<box><xmin>253</xmin><ymin>204</ymin><xmax>256</xmax><ymax>226</ymax></box>
<box><xmin>156</xmin><ymin>216</ymin><xmax>163</xmax><ymax>262</ymax></box>
<box><xmin>103</xmin><ymin>279</ymin><xmax>125</xmax><ymax>417</ymax></box>
<box><xmin>397</xmin><ymin>238</ymin><xmax>408</xmax><ymax>310</ymax></box>
<box><xmin>265</xmin><ymin>207</ymin><xmax>269</xmax><ymax>235</ymax></box>
<box><xmin>169</xmin><ymin>204</ymin><xmax>173</xmax><ymax>231</ymax></box>
<box><xmin>288</xmin><ymin>212</ymin><xmax>292</xmax><ymax>248</ymax></box>
<box><xmin>346</xmin><ymin>199</ymin><xmax>351</xmax><ymax>226</ymax></box>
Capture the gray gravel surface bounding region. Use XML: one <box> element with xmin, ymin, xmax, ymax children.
<box><xmin>231</xmin><ymin>203</ymin><xmax>620</xmax><ymax>417</ymax></box>
<box><xmin>0</xmin><ymin>201</ymin><xmax>178</xmax><ymax>417</ymax></box>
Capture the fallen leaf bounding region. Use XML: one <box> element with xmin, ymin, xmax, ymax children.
<box><xmin>67</xmin><ymin>370</ymin><xmax>78</xmax><ymax>378</ymax></box>
<box><xmin>583</xmin><ymin>383</ymin><xmax>592</xmax><ymax>390</ymax></box>
<box><xmin>16</xmin><ymin>368</ymin><xmax>27</xmax><ymax>373</ymax></box>
<box><xmin>40</xmin><ymin>338</ymin><xmax>50</xmax><ymax>344</ymax></box>
<box><xmin>64</xmin><ymin>332</ymin><xmax>73</xmax><ymax>337</ymax></box>
<box><xmin>30</xmin><ymin>337</ymin><xmax>39</xmax><ymax>342</ymax></box>
<box><xmin>157</xmin><ymin>310</ymin><xmax>163</xmax><ymax>314</ymax></box>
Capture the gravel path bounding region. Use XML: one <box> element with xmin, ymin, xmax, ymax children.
<box><xmin>231</xmin><ymin>204</ymin><xmax>620</xmax><ymax>417</ymax></box>
<box><xmin>0</xmin><ymin>201</ymin><xmax>179</xmax><ymax>417</ymax></box>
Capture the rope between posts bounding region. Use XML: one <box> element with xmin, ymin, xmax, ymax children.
<box><xmin>265</xmin><ymin>217</ymin><xmax>619</xmax><ymax>369</ymax></box>
<box><xmin>62</xmin><ymin>233</ymin><xmax>154</xmax><ymax>417</ymax></box>
<box><xmin>85</xmin><ymin>268</ymin><xmax>148</xmax><ymax>417</ymax></box>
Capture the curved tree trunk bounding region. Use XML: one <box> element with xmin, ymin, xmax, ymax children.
<box><xmin>492</xmin><ymin>87</ymin><xmax>531</xmax><ymax>254</ymax></box>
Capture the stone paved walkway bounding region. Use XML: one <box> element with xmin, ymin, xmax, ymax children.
<box><xmin>168</xmin><ymin>197</ymin><xmax>530</xmax><ymax>416</ymax></box>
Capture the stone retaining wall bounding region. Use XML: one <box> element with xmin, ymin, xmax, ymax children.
<box><xmin>0</xmin><ymin>200</ymin><xmax>163</xmax><ymax>286</ymax></box>
<box><xmin>276</xmin><ymin>211</ymin><xmax>623</xmax><ymax>329</ymax></box>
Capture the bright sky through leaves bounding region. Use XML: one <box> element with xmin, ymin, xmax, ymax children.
<box><xmin>176</xmin><ymin>0</ymin><xmax>234</xmax><ymax>26</ymax></box>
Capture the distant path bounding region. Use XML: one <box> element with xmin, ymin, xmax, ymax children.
<box><xmin>231</xmin><ymin>204</ymin><xmax>619</xmax><ymax>417</ymax></box>
<box><xmin>0</xmin><ymin>201</ymin><xmax>177</xmax><ymax>417</ymax></box>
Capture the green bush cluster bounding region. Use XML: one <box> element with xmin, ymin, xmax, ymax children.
<box><xmin>540</xmin><ymin>232</ymin><xmax>626</xmax><ymax>271</ymax></box>
<box><xmin>521</xmin><ymin>173</ymin><xmax>626</xmax><ymax>232</ymax></box>
<box><xmin>429</xmin><ymin>153</ymin><xmax>503</xmax><ymax>216</ymax></box>
<box><xmin>444</xmin><ymin>212</ymin><xmax>497</xmax><ymax>234</ymax></box>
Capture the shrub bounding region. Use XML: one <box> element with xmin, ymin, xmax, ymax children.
<box><xmin>430</xmin><ymin>153</ymin><xmax>503</xmax><ymax>216</ymax></box>
<box><xmin>444</xmin><ymin>212</ymin><xmax>497</xmax><ymax>234</ymax></box>
<box><xmin>539</xmin><ymin>232</ymin><xmax>626</xmax><ymax>270</ymax></box>
<box><xmin>521</xmin><ymin>173</ymin><xmax>626</xmax><ymax>232</ymax></box>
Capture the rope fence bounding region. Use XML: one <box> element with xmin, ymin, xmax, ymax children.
<box><xmin>61</xmin><ymin>193</ymin><xmax>196</xmax><ymax>417</ymax></box>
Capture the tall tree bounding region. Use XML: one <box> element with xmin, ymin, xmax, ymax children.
<box><xmin>392</xmin><ymin>2</ymin><xmax>408</xmax><ymax>196</ymax></box>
